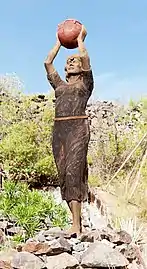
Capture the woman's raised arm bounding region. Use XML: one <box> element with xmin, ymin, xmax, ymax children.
<box><xmin>77</xmin><ymin>25</ymin><xmax>90</xmax><ymax>71</ymax></box>
<box><xmin>44</xmin><ymin>35</ymin><xmax>63</xmax><ymax>90</ymax></box>
<box><xmin>44</xmin><ymin>34</ymin><xmax>61</xmax><ymax>74</ymax></box>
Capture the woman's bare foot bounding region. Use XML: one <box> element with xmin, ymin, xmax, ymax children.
<box><xmin>67</xmin><ymin>225</ymin><xmax>81</xmax><ymax>237</ymax></box>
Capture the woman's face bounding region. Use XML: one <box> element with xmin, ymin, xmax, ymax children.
<box><xmin>65</xmin><ymin>56</ymin><xmax>82</xmax><ymax>74</ymax></box>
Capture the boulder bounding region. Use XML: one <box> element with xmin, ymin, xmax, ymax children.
<box><xmin>81</xmin><ymin>241</ymin><xmax>129</xmax><ymax>268</ymax></box>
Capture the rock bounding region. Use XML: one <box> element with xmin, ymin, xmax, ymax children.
<box><xmin>117</xmin><ymin>230</ymin><xmax>132</xmax><ymax>245</ymax></box>
<box><xmin>100</xmin><ymin>227</ymin><xmax>131</xmax><ymax>245</ymax></box>
<box><xmin>0</xmin><ymin>221</ymin><xmax>8</xmax><ymax>231</ymax></box>
<box><xmin>46</xmin><ymin>238</ymin><xmax>57</xmax><ymax>246</ymax></box>
<box><xmin>73</xmin><ymin>243</ymin><xmax>86</xmax><ymax>252</ymax></box>
<box><xmin>44</xmin><ymin>216</ymin><xmax>52</xmax><ymax>228</ymax></box>
<box><xmin>80</xmin><ymin>230</ymin><xmax>101</xmax><ymax>243</ymax></box>
<box><xmin>128</xmin><ymin>260</ymin><xmax>142</xmax><ymax>269</ymax></box>
<box><xmin>26</xmin><ymin>238</ymin><xmax>37</xmax><ymax>243</ymax></box>
<box><xmin>16</xmin><ymin>245</ymin><xmax>23</xmax><ymax>252</ymax></box>
<box><xmin>81</xmin><ymin>241</ymin><xmax>129</xmax><ymax>268</ymax></box>
<box><xmin>11</xmin><ymin>251</ymin><xmax>45</xmax><ymax>269</ymax></box>
<box><xmin>45</xmin><ymin>235</ymin><xmax>56</xmax><ymax>241</ymax></box>
<box><xmin>101</xmin><ymin>238</ymin><xmax>116</xmax><ymax>248</ymax></box>
<box><xmin>68</xmin><ymin>238</ymin><xmax>80</xmax><ymax>245</ymax></box>
<box><xmin>0</xmin><ymin>260</ymin><xmax>12</xmax><ymax>269</ymax></box>
<box><xmin>46</xmin><ymin>253</ymin><xmax>79</xmax><ymax>269</ymax></box>
<box><xmin>43</xmin><ymin>229</ymin><xmax>71</xmax><ymax>239</ymax></box>
<box><xmin>0</xmin><ymin>215</ymin><xmax>6</xmax><ymax>222</ymax></box>
<box><xmin>22</xmin><ymin>242</ymin><xmax>50</xmax><ymax>255</ymax></box>
<box><xmin>72</xmin><ymin>251</ymin><xmax>82</xmax><ymax>263</ymax></box>
<box><xmin>88</xmin><ymin>203</ymin><xmax>108</xmax><ymax>229</ymax></box>
<box><xmin>48</xmin><ymin>237</ymin><xmax>72</xmax><ymax>255</ymax></box>
<box><xmin>82</xmin><ymin>202</ymin><xmax>91</xmax><ymax>228</ymax></box>
<box><xmin>116</xmin><ymin>244</ymin><xmax>138</xmax><ymax>262</ymax></box>
<box><xmin>129</xmin><ymin>244</ymin><xmax>147</xmax><ymax>268</ymax></box>
<box><xmin>82</xmin><ymin>198</ymin><xmax>108</xmax><ymax>230</ymax></box>
<box><xmin>39</xmin><ymin>255</ymin><xmax>48</xmax><ymax>264</ymax></box>
<box><xmin>0</xmin><ymin>249</ymin><xmax>17</xmax><ymax>264</ymax></box>
<box><xmin>7</xmin><ymin>226</ymin><xmax>24</xmax><ymax>236</ymax></box>
<box><xmin>0</xmin><ymin>229</ymin><xmax>5</xmax><ymax>244</ymax></box>
<box><xmin>47</xmin><ymin>227</ymin><xmax>61</xmax><ymax>233</ymax></box>
<box><xmin>35</xmin><ymin>233</ymin><xmax>46</xmax><ymax>243</ymax></box>
<box><xmin>100</xmin><ymin>227</ymin><xmax>120</xmax><ymax>242</ymax></box>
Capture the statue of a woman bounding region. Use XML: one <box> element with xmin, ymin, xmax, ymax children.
<box><xmin>44</xmin><ymin>25</ymin><xmax>94</xmax><ymax>236</ymax></box>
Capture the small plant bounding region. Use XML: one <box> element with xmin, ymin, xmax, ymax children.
<box><xmin>88</xmin><ymin>175</ymin><xmax>101</xmax><ymax>187</ymax></box>
<box><xmin>87</xmin><ymin>155</ymin><xmax>93</xmax><ymax>166</ymax></box>
<box><xmin>0</xmin><ymin>85</ymin><xmax>57</xmax><ymax>186</ymax></box>
<box><xmin>0</xmin><ymin>180</ymin><xmax>68</xmax><ymax>240</ymax></box>
<box><xmin>111</xmin><ymin>216</ymin><xmax>146</xmax><ymax>244</ymax></box>
<box><xmin>12</xmin><ymin>234</ymin><xmax>25</xmax><ymax>244</ymax></box>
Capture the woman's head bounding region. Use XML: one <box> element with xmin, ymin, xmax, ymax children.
<box><xmin>65</xmin><ymin>54</ymin><xmax>82</xmax><ymax>79</ymax></box>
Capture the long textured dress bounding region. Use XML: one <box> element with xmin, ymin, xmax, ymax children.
<box><xmin>47</xmin><ymin>69</ymin><xmax>94</xmax><ymax>202</ymax></box>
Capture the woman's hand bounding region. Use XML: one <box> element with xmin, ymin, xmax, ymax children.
<box><xmin>77</xmin><ymin>25</ymin><xmax>87</xmax><ymax>42</ymax></box>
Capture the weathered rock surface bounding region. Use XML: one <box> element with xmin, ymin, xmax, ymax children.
<box><xmin>0</xmin><ymin>260</ymin><xmax>12</xmax><ymax>269</ymax></box>
<box><xmin>47</xmin><ymin>237</ymin><xmax>72</xmax><ymax>255</ymax></box>
<box><xmin>0</xmin><ymin>249</ymin><xmax>17</xmax><ymax>264</ymax></box>
<box><xmin>11</xmin><ymin>251</ymin><xmax>45</xmax><ymax>269</ymax></box>
<box><xmin>80</xmin><ymin>230</ymin><xmax>101</xmax><ymax>243</ymax></box>
<box><xmin>22</xmin><ymin>242</ymin><xmax>50</xmax><ymax>255</ymax></box>
<box><xmin>46</xmin><ymin>253</ymin><xmax>79</xmax><ymax>269</ymax></box>
<box><xmin>0</xmin><ymin>229</ymin><xmax>5</xmax><ymax>245</ymax></box>
<box><xmin>100</xmin><ymin>227</ymin><xmax>132</xmax><ymax>245</ymax></box>
<box><xmin>81</xmin><ymin>241</ymin><xmax>129</xmax><ymax>268</ymax></box>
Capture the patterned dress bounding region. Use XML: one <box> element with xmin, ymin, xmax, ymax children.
<box><xmin>47</xmin><ymin>69</ymin><xmax>94</xmax><ymax>202</ymax></box>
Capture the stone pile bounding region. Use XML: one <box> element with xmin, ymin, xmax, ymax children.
<box><xmin>0</xmin><ymin>219</ymin><xmax>146</xmax><ymax>268</ymax></box>
<box><xmin>1</xmin><ymin>186</ymin><xmax>146</xmax><ymax>268</ymax></box>
<box><xmin>86</xmin><ymin>100</ymin><xmax>143</xmax><ymax>144</ymax></box>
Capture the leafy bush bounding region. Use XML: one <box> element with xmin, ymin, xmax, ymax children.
<box><xmin>0</xmin><ymin>120</ymin><xmax>57</xmax><ymax>184</ymax></box>
<box><xmin>0</xmin><ymin>76</ymin><xmax>57</xmax><ymax>185</ymax></box>
<box><xmin>0</xmin><ymin>180</ymin><xmax>68</xmax><ymax>239</ymax></box>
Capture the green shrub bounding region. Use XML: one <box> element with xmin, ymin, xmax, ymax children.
<box><xmin>0</xmin><ymin>86</ymin><xmax>58</xmax><ymax>185</ymax></box>
<box><xmin>0</xmin><ymin>120</ymin><xmax>57</xmax><ymax>183</ymax></box>
<box><xmin>0</xmin><ymin>180</ymin><xmax>68</xmax><ymax>239</ymax></box>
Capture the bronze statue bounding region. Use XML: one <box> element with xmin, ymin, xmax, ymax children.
<box><xmin>44</xmin><ymin>25</ymin><xmax>94</xmax><ymax>236</ymax></box>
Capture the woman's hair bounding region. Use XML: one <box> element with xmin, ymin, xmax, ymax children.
<box><xmin>66</xmin><ymin>54</ymin><xmax>81</xmax><ymax>63</ymax></box>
